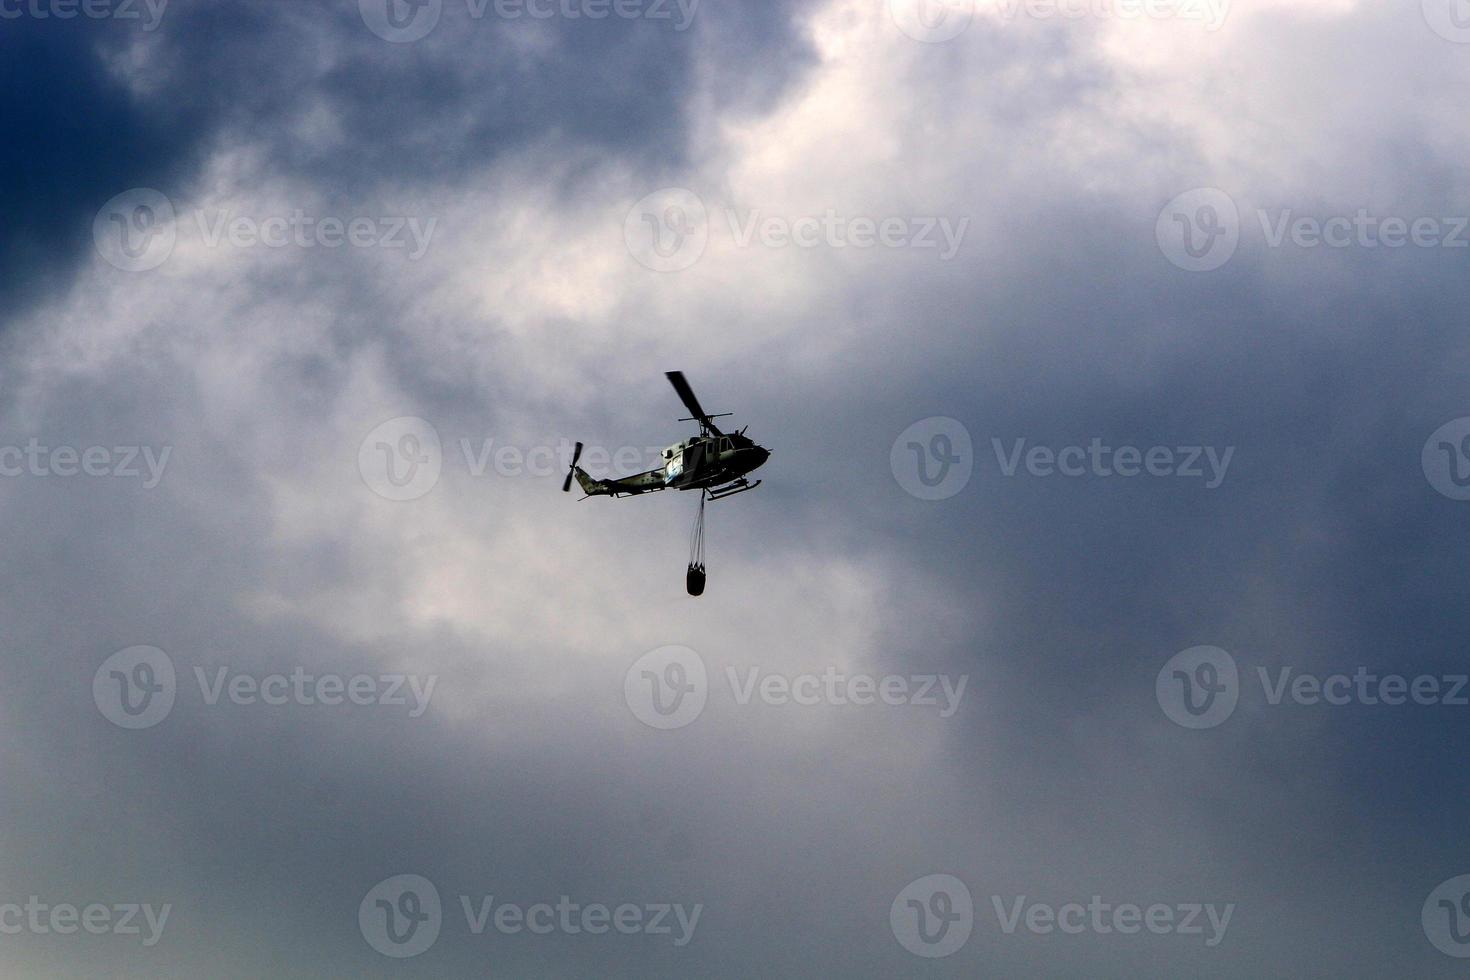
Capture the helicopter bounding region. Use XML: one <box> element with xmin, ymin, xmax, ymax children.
<box><xmin>563</xmin><ymin>371</ymin><xmax>770</xmax><ymax>595</ymax></box>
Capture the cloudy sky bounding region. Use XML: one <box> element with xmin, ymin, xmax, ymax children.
<box><xmin>5</xmin><ymin>0</ymin><xmax>1470</xmax><ymax>975</ymax></box>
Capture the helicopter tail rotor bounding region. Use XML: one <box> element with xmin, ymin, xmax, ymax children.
<box><xmin>561</xmin><ymin>442</ymin><xmax>585</xmax><ymax>493</ymax></box>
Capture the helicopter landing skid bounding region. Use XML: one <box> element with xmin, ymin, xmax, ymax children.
<box><xmin>705</xmin><ymin>478</ymin><xmax>761</xmax><ymax>501</ymax></box>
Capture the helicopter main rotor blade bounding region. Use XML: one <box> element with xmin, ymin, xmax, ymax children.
<box><xmin>665</xmin><ymin>371</ymin><xmax>723</xmax><ymax>436</ymax></box>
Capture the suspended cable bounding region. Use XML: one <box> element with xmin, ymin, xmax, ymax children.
<box><xmin>686</xmin><ymin>492</ymin><xmax>707</xmax><ymax>596</ymax></box>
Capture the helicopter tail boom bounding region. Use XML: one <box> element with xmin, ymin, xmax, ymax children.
<box><xmin>573</xmin><ymin>467</ymin><xmax>612</xmax><ymax>496</ymax></box>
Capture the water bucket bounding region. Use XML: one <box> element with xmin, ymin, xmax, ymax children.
<box><xmin>686</xmin><ymin>564</ymin><xmax>706</xmax><ymax>596</ymax></box>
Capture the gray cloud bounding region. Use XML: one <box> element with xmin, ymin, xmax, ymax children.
<box><xmin>2</xmin><ymin>1</ymin><xmax>1470</xmax><ymax>976</ymax></box>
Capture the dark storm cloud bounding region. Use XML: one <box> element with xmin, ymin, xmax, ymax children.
<box><xmin>0</xmin><ymin>0</ymin><xmax>819</xmax><ymax>326</ymax></box>
<box><xmin>0</xmin><ymin>18</ymin><xmax>207</xmax><ymax>317</ymax></box>
<box><xmin>102</xmin><ymin>0</ymin><xmax>820</xmax><ymax>187</ymax></box>
<box><xmin>808</xmin><ymin>222</ymin><xmax>1470</xmax><ymax>975</ymax></box>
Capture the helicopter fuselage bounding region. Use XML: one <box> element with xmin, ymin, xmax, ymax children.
<box><xmin>660</xmin><ymin>432</ymin><xmax>770</xmax><ymax>490</ymax></box>
<box><xmin>564</xmin><ymin>370</ymin><xmax>769</xmax><ymax>501</ymax></box>
<box><xmin>571</xmin><ymin>431</ymin><xmax>769</xmax><ymax>498</ymax></box>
